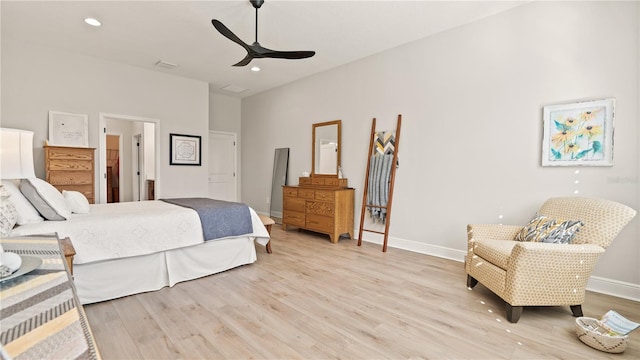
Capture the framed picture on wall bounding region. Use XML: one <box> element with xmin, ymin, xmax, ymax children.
<box><xmin>48</xmin><ymin>111</ymin><xmax>89</xmax><ymax>147</ymax></box>
<box><xmin>170</xmin><ymin>133</ymin><xmax>201</xmax><ymax>166</ymax></box>
<box><xmin>541</xmin><ymin>98</ymin><xmax>615</xmax><ymax>167</ymax></box>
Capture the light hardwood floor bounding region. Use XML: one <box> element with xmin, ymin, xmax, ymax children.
<box><xmin>85</xmin><ymin>225</ymin><xmax>640</xmax><ymax>359</ymax></box>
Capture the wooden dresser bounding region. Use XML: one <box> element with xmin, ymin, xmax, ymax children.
<box><xmin>45</xmin><ymin>145</ymin><xmax>95</xmax><ymax>203</ymax></box>
<box><xmin>282</xmin><ymin>177</ymin><xmax>354</xmax><ymax>243</ymax></box>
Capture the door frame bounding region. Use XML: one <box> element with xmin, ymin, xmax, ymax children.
<box><xmin>208</xmin><ymin>131</ymin><xmax>238</xmax><ymax>201</ymax></box>
<box><xmin>98</xmin><ymin>113</ymin><xmax>160</xmax><ymax>204</ymax></box>
<box><xmin>132</xmin><ymin>133</ymin><xmax>144</xmax><ymax>201</ymax></box>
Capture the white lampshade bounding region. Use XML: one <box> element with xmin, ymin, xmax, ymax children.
<box><xmin>0</xmin><ymin>128</ymin><xmax>36</xmax><ymax>179</ymax></box>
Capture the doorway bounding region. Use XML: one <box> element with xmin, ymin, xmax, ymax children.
<box><xmin>99</xmin><ymin>113</ymin><xmax>159</xmax><ymax>203</ymax></box>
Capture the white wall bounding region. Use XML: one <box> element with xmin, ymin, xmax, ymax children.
<box><xmin>241</xmin><ymin>1</ymin><xmax>640</xmax><ymax>297</ymax></box>
<box><xmin>1</xmin><ymin>41</ymin><xmax>210</xmax><ymax>198</ymax></box>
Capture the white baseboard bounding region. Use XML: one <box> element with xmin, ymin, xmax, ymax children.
<box><xmin>359</xmin><ymin>233</ymin><xmax>466</xmax><ymax>262</ymax></box>
<box><xmin>587</xmin><ymin>276</ymin><xmax>640</xmax><ymax>302</ymax></box>
<box><xmin>358</xmin><ymin>235</ymin><xmax>640</xmax><ymax>302</ymax></box>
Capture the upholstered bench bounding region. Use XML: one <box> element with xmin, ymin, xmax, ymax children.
<box><xmin>258</xmin><ymin>214</ymin><xmax>275</xmax><ymax>253</ymax></box>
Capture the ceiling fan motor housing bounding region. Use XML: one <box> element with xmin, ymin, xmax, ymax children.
<box><xmin>251</xmin><ymin>0</ymin><xmax>264</xmax><ymax>9</ymax></box>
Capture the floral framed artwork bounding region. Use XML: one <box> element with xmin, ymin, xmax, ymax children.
<box><xmin>170</xmin><ymin>133</ymin><xmax>201</xmax><ymax>166</ymax></box>
<box><xmin>541</xmin><ymin>98</ymin><xmax>615</xmax><ymax>167</ymax></box>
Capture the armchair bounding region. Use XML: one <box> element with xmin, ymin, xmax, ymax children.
<box><xmin>466</xmin><ymin>197</ymin><xmax>636</xmax><ymax>323</ymax></box>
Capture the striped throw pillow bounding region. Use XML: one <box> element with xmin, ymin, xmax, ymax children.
<box><xmin>515</xmin><ymin>214</ymin><xmax>583</xmax><ymax>244</ymax></box>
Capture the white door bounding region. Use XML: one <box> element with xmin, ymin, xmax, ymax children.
<box><xmin>208</xmin><ymin>131</ymin><xmax>237</xmax><ymax>202</ymax></box>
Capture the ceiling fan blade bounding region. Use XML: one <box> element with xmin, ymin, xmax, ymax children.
<box><xmin>233</xmin><ymin>54</ymin><xmax>255</xmax><ymax>67</ymax></box>
<box><xmin>250</xmin><ymin>43</ymin><xmax>315</xmax><ymax>60</ymax></box>
<box><xmin>211</xmin><ymin>19</ymin><xmax>250</xmax><ymax>51</ymax></box>
<box><xmin>263</xmin><ymin>50</ymin><xmax>315</xmax><ymax>60</ymax></box>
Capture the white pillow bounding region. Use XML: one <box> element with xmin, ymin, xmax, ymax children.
<box><xmin>63</xmin><ymin>190</ymin><xmax>90</xmax><ymax>214</ymax></box>
<box><xmin>20</xmin><ymin>178</ymin><xmax>70</xmax><ymax>221</ymax></box>
<box><xmin>0</xmin><ymin>180</ymin><xmax>44</xmax><ymax>225</ymax></box>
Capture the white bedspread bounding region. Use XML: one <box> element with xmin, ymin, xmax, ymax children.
<box><xmin>11</xmin><ymin>200</ymin><xmax>269</xmax><ymax>265</ymax></box>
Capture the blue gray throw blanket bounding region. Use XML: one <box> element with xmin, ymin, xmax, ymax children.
<box><xmin>161</xmin><ymin>198</ymin><xmax>253</xmax><ymax>241</ymax></box>
<box><xmin>367</xmin><ymin>154</ymin><xmax>394</xmax><ymax>224</ymax></box>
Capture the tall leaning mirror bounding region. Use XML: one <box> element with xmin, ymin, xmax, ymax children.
<box><xmin>270</xmin><ymin>148</ymin><xmax>289</xmax><ymax>224</ymax></box>
<box><xmin>312</xmin><ymin>120</ymin><xmax>341</xmax><ymax>176</ymax></box>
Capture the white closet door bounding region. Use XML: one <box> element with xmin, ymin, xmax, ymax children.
<box><xmin>208</xmin><ymin>131</ymin><xmax>237</xmax><ymax>202</ymax></box>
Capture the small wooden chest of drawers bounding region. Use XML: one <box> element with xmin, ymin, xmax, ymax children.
<box><xmin>45</xmin><ymin>145</ymin><xmax>96</xmax><ymax>203</ymax></box>
<box><xmin>282</xmin><ymin>184</ymin><xmax>354</xmax><ymax>243</ymax></box>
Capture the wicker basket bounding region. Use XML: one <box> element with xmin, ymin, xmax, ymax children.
<box><xmin>575</xmin><ymin>317</ymin><xmax>628</xmax><ymax>353</ymax></box>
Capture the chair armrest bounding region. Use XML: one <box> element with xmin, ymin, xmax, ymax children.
<box><xmin>505</xmin><ymin>242</ymin><xmax>605</xmax><ymax>305</ymax></box>
<box><xmin>511</xmin><ymin>242</ymin><xmax>605</xmax><ymax>255</ymax></box>
<box><xmin>509</xmin><ymin>242</ymin><xmax>605</xmax><ymax>270</ymax></box>
<box><xmin>467</xmin><ymin>224</ymin><xmax>523</xmax><ymax>242</ymax></box>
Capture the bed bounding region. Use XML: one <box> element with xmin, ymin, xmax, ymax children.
<box><xmin>9</xmin><ymin>198</ymin><xmax>270</xmax><ymax>304</ymax></box>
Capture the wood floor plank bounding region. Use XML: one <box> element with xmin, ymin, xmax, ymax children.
<box><xmin>84</xmin><ymin>301</ymin><xmax>143</xmax><ymax>359</ymax></box>
<box><xmin>110</xmin><ymin>295</ymin><xmax>183</xmax><ymax>359</ymax></box>
<box><xmin>85</xmin><ymin>225</ymin><xmax>640</xmax><ymax>359</ymax></box>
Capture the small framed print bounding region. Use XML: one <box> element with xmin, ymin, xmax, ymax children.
<box><xmin>541</xmin><ymin>98</ymin><xmax>615</xmax><ymax>167</ymax></box>
<box><xmin>170</xmin><ymin>133</ymin><xmax>201</xmax><ymax>166</ymax></box>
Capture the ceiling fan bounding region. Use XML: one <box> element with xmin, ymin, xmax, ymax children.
<box><xmin>212</xmin><ymin>0</ymin><xmax>315</xmax><ymax>67</ymax></box>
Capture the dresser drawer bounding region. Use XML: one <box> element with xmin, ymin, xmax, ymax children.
<box><xmin>283</xmin><ymin>187</ymin><xmax>298</xmax><ymax>197</ymax></box>
<box><xmin>306</xmin><ymin>214</ymin><xmax>334</xmax><ymax>233</ymax></box>
<box><xmin>324</xmin><ymin>178</ymin><xmax>339</xmax><ymax>186</ymax></box>
<box><xmin>283</xmin><ymin>211</ymin><xmax>305</xmax><ymax>227</ymax></box>
<box><xmin>48</xmin><ymin>159</ymin><xmax>93</xmax><ymax>171</ymax></box>
<box><xmin>315</xmin><ymin>190</ymin><xmax>334</xmax><ymax>201</ymax></box>
<box><xmin>306</xmin><ymin>200</ymin><xmax>335</xmax><ymax>216</ymax></box>
<box><xmin>298</xmin><ymin>188</ymin><xmax>315</xmax><ymax>199</ymax></box>
<box><xmin>284</xmin><ymin>197</ymin><xmax>306</xmax><ymax>212</ymax></box>
<box><xmin>298</xmin><ymin>177</ymin><xmax>312</xmax><ymax>185</ymax></box>
<box><xmin>49</xmin><ymin>171</ymin><xmax>93</xmax><ymax>185</ymax></box>
<box><xmin>46</xmin><ymin>147</ymin><xmax>94</xmax><ymax>161</ymax></box>
<box><xmin>311</xmin><ymin>177</ymin><xmax>325</xmax><ymax>185</ymax></box>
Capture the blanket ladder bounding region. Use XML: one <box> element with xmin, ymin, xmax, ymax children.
<box><xmin>357</xmin><ymin>115</ymin><xmax>402</xmax><ymax>252</ymax></box>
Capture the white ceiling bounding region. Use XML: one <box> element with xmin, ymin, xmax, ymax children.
<box><xmin>2</xmin><ymin>1</ymin><xmax>526</xmax><ymax>98</ymax></box>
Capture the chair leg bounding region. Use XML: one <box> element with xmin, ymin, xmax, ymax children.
<box><xmin>570</xmin><ymin>305</ymin><xmax>583</xmax><ymax>317</ymax></box>
<box><xmin>467</xmin><ymin>275</ymin><xmax>478</xmax><ymax>289</ymax></box>
<box><xmin>506</xmin><ymin>304</ymin><xmax>522</xmax><ymax>323</ymax></box>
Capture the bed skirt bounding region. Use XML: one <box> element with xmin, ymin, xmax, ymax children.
<box><xmin>74</xmin><ymin>236</ymin><xmax>257</xmax><ymax>304</ymax></box>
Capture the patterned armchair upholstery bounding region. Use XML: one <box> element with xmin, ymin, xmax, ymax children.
<box><xmin>466</xmin><ymin>197</ymin><xmax>636</xmax><ymax>323</ymax></box>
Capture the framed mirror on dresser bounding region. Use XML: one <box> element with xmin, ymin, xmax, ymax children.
<box><xmin>282</xmin><ymin>120</ymin><xmax>354</xmax><ymax>243</ymax></box>
<box><xmin>312</xmin><ymin>120</ymin><xmax>341</xmax><ymax>176</ymax></box>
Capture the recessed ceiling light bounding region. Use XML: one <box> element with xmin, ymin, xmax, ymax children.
<box><xmin>251</xmin><ymin>66</ymin><xmax>261</xmax><ymax>72</ymax></box>
<box><xmin>84</xmin><ymin>18</ymin><xmax>101</xmax><ymax>27</ymax></box>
